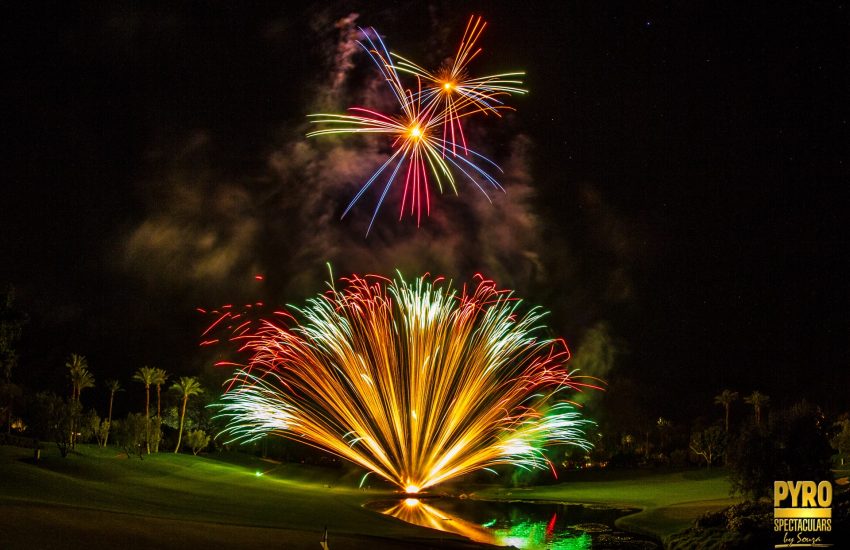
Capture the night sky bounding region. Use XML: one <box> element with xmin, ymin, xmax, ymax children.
<box><xmin>3</xmin><ymin>1</ymin><xmax>848</xmax><ymax>420</ymax></box>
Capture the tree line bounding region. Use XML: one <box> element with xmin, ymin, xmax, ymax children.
<box><xmin>14</xmin><ymin>354</ymin><xmax>210</xmax><ymax>459</ymax></box>
<box><xmin>0</xmin><ymin>286</ymin><xmax>213</xmax><ymax>458</ymax></box>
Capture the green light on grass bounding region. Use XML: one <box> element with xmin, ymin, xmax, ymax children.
<box><xmin>255</xmin><ymin>471</ymin><xmax>263</xmax><ymax>477</ymax></box>
<box><xmin>482</xmin><ymin>519</ymin><xmax>497</xmax><ymax>528</ymax></box>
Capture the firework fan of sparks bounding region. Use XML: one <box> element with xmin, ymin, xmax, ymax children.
<box><xmin>211</xmin><ymin>273</ymin><xmax>598</xmax><ymax>492</ymax></box>
<box><xmin>307</xmin><ymin>17</ymin><xmax>526</xmax><ymax>233</ymax></box>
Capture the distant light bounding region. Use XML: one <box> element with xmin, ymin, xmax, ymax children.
<box><xmin>255</xmin><ymin>274</ymin><xmax>264</xmax><ymax>281</ymax></box>
<box><xmin>405</xmin><ymin>484</ymin><xmax>420</xmax><ymax>494</ymax></box>
<box><xmin>404</xmin><ymin>498</ymin><xmax>420</xmax><ymax>507</ymax></box>
<box><xmin>255</xmin><ymin>471</ymin><xmax>263</xmax><ymax>477</ymax></box>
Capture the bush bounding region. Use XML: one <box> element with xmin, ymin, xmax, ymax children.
<box><xmin>727</xmin><ymin>402</ymin><xmax>832</xmax><ymax>500</ymax></box>
<box><xmin>186</xmin><ymin>429</ymin><xmax>211</xmax><ymax>455</ymax></box>
<box><xmin>29</xmin><ymin>392</ymin><xmax>71</xmax><ymax>457</ymax></box>
<box><xmin>670</xmin><ymin>500</ymin><xmax>772</xmax><ymax>549</ymax></box>
<box><xmin>114</xmin><ymin>413</ymin><xmax>147</xmax><ymax>458</ymax></box>
<box><xmin>669</xmin><ymin>448</ymin><xmax>688</xmax><ymax>467</ymax></box>
<box><xmin>727</xmin><ymin>424</ymin><xmax>776</xmax><ymax>499</ymax></box>
<box><xmin>773</xmin><ymin>402</ymin><xmax>832</xmax><ymax>482</ymax></box>
<box><xmin>694</xmin><ymin>508</ymin><xmax>726</xmax><ymax>529</ymax></box>
<box><xmin>79</xmin><ymin>409</ymin><xmax>103</xmax><ymax>445</ymax></box>
<box><xmin>148</xmin><ymin>417</ymin><xmax>162</xmax><ymax>453</ymax></box>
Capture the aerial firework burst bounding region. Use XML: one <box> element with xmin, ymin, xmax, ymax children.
<box><xmin>307</xmin><ymin>18</ymin><xmax>524</xmax><ymax>233</ymax></box>
<box><xmin>307</xmin><ymin>29</ymin><xmax>501</xmax><ymax>233</ymax></box>
<box><xmin>393</xmin><ymin>15</ymin><xmax>527</xmax><ymax>156</ymax></box>
<box><xmin>212</xmin><ymin>274</ymin><xmax>597</xmax><ymax>492</ymax></box>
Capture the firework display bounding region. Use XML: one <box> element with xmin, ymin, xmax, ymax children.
<box><xmin>393</xmin><ymin>16</ymin><xmax>527</xmax><ymax>156</ymax></box>
<box><xmin>307</xmin><ymin>17</ymin><xmax>526</xmax><ymax>232</ymax></box>
<box><xmin>213</xmin><ymin>274</ymin><xmax>596</xmax><ymax>492</ymax></box>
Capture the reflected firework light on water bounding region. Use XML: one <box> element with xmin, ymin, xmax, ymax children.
<box><xmin>210</xmin><ymin>273</ymin><xmax>600</xmax><ymax>491</ymax></box>
<box><xmin>383</xmin><ymin>498</ymin><xmax>498</xmax><ymax>545</ymax></box>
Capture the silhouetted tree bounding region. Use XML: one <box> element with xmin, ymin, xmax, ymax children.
<box><xmin>186</xmin><ymin>429</ymin><xmax>211</xmax><ymax>455</ymax></box>
<box><xmin>172</xmin><ymin>376</ymin><xmax>202</xmax><ymax>453</ymax></box>
<box><xmin>81</xmin><ymin>409</ymin><xmax>104</xmax><ymax>445</ymax></box>
<box><xmin>66</xmin><ymin>354</ymin><xmax>94</xmax><ymax>449</ymax></box>
<box><xmin>132</xmin><ymin>366</ymin><xmax>156</xmax><ymax>453</ymax></box>
<box><xmin>657</xmin><ymin>417</ymin><xmax>673</xmax><ymax>454</ymax></box>
<box><xmin>744</xmin><ymin>390</ymin><xmax>769</xmax><ymax>426</ymax></box>
<box><xmin>0</xmin><ymin>382</ymin><xmax>22</xmax><ymax>434</ymax></box>
<box><xmin>774</xmin><ymin>401</ymin><xmax>832</xmax><ymax>483</ymax></box>
<box><xmin>690</xmin><ymin>425</ymin><xmax>727</xmax><ymax>468</ymax></box>
<box><xmin>151</xmin><ymin>368</ymin><xmax>168</xmax><ymax>452</ymax></box>
<box><xmin>728</xmin><ymin>401</ymin><xmax>832</xmax><ymax>500</ymax></box>
<box><xmin>727</xmin><ymin>423</ymin><xmax>777</xmax><ymax>500</ymax></box>
<box><xmin>832</xmin><ymin>418</ymin><xmax>850</xmax><ymax>465</ymax></box>
<box><xmin>0</xmin><ymin>286</ymin><xmax>26</xmax><ymax>433</ymax></box>
<box><xmin>31</xmin><ymin>392</ymin><xmax>72</xmax><ymax>457</ymax></box>
<box><xmin>115</xmin><ymin>412</ymin><xmax>146</xmax><ymax>459</ymax></box>
<box><xmin>714</xmin><ymin>389</ymin><xmax>739</xmax><ymax>432</ymax></box>
<box><xmin>103</xmin><ymin>379</ymin><xmax>122</xmax><ymax>447</ymax></box>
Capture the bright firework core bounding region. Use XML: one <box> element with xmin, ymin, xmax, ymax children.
<box><xmin>214</xmin><ymin>274</ymin><xmax>597</xmax><ymax>491</ymax></box>
<box><xmin>408</xmin><ymin>125</ymin><xmax>423</xmax><ymax>139</ymax></box>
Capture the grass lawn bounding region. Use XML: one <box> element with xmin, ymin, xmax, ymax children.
<box><xmin>472</xmin><ymin>469</ymin><xmax>738</xmax><ymax>544</ymax></box>
<box><xmin>0</xmin><ymin>444</ymin><xmax>486</xmax><ymax>550</ymax></box>
<box><xmin>1</xmin><ymin>444</ymin><xmax>737</xmax><ymax>549</ymax></box>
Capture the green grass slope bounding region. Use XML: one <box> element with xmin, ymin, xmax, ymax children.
<box><xmin>1</xmin><ymin>445</ymin><xmax>739</xmax><ymax>548</ymax></box>
<box><xmin>0</xmin><ymin>445</ymin><xmax>485</xmax><ymax>550</ymax></box>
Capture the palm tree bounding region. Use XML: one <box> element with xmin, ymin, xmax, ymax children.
<box><xmin>76</xmin><ymin>370</ymin><xmax>95</xmax><ymax>449</ymax></box>
<box><xmin>65</xmin><ymin>354</ymin><xmax>83</xmax><ymax>449</ymax></box>
<box><xmin>151</xmin><ymin>368</ymin><xmax>168</xmax><ymax>452</ymax></box>
<box><xmin>152</xmin><ymin>368</ymin><xmax>168</xmax><ymax>419</ymax></box>
<box><xmin>103</xmin><ymin>379</ymin><xmax>122</xmax><ymax>447</ymax></box>
<box><xmin>657</xmin><ymin>417</ymin><xmax>672</xmax><ymax>453</ymax></box>
<box><xmin>66</xmin><ymin>354</ymin><xmax>94</xmax><ymax>449</ymax></box>
<box><xmin>172</xmin><ymin>376</ymin><xmax>202</xmax><ymax>454</ymax></box>
<box><xmin>76</xmin><ymin>370</ymin><xmax>95</xmax><ymax>397</ymax></box>
<box><xmin>714</xmin><ymin>389</ymin><xmax>739</xmax><ymax>432</ymax></box>
<box><xmin>66</xmin><ymin>354</ymin><xmax>88</xmax><ymax>399</ymax></box>
<box><xmin>132</xmin><ymin>366</ymin><xmax>156</xmax><ymax>453</ymax></box>
<box><xmin>744</xmin><ymin>390</ymin><xmax>770</xmax><ymax>426</ymax></box>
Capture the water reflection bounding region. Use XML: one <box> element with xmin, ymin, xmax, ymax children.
<box><xmin>493</xmin><ymin>517</ymin><xmax>590</xmax><ymax>549</ymax></box>
<box><xmin>382</xmin><ymin>498</ymin><xmax>592</xmax><ymax>549</ymax></box>
<box><xmin>382</xmin><ymin>498</ymin><xmax>499</xmax><ymax>545</ymax></box>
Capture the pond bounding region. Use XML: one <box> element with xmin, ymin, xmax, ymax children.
<box><xmin>370</xmin><ymin>497</ymin><xmax>659</xmax><ymax>549</ymax></box>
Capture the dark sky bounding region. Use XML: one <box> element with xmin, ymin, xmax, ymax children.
<box><xmin>2</xmin><ymin>1</ymin><xmax>848</xmax><ymax>420</ymax></box>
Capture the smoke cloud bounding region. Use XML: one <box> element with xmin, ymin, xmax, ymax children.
<box><xmin>124</xmin><ymin>14</ymin><xmax>542</xmax><ymax>296</ymax></box>
<box><xmin>121</xmin><ymin>12</ymin><xmax>639</xmax><ymax>347</ymax></box>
